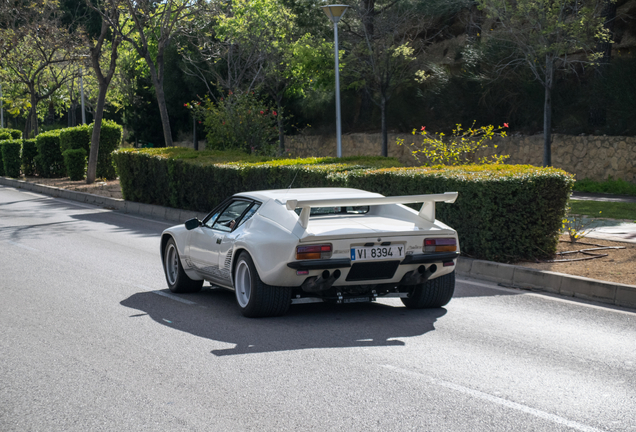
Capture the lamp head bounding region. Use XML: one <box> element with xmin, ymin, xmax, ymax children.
<box><xmin>321</xmin><ymin>4</ymin><xmax>349</xmax><ymax>23</ymax></box>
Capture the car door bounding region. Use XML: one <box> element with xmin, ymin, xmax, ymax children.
<box><xmin>215</xmin><ymin>202</ymin><xmax>261</xmax><ymax>285</ymax></box>
<box><xmin>187</xmin><ymin>199</ymin><xmax>253</xmax><ymax>284</ymax></box>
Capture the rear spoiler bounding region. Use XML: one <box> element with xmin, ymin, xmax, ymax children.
<box><xmin>286</xmin><ymin>192</ymin><xmax>458</xmax><ymax>228</ymax></box>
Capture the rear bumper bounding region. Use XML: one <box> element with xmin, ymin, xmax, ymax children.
<box><xmin>286</xmin><ymin>252</ymin><xmax>459</xmax><ymax>271</ymax></box>
<box><xmin>400</xmin><ymin>252</ymin><xmax>460</xmax><ymax>264</ymax></box>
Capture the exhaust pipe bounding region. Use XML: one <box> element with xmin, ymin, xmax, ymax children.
<box><xmin>302</xmin><ymin>269</ymin><xmax>342</xmax><ymax>293</ymax></box>
<box><xmin>399</xmin><ymin>264</ymin><xmax>437</xmax><ymax>286</ymax></box>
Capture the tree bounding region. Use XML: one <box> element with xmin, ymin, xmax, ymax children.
<box><xmin>476</xmin><ymin>0</ymin><xmax>610</xmax><ymax>166</ymax></box>
<box><xmin>215</xmin><ymin>0</ymin><xmax>332</xmax><ymax>154</ymax></box>
<box><xmin>343</xmin><ymin>0</ymin><xmax>432</xmax><ymax>156</ymax></box>
<box><xmin>84</xmin><ymin>0</ymin><xmax>125</xmax><ymax>184</ymax></box>
<box><xmin>179</xmin><ymin>0</ymin><xmax>332</xmax><ymax>153</ymax></box>
<box><xmin>0</xmin><ymin>0</ymin><xmax>84</xmax><ymax>137</ymax></box>
<box><xmin>588</xmin><ymin>0</ymin><xmax>617</xmax><ymax>129</ymax></box>
<box><xmin>104</xmin><ymin>0</ymin><xmax>205</xmax><ymax>147</ymax></box>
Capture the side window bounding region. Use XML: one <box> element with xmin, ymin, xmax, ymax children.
<box><xmin>237</xmin><ymin>203</ymin><xmax>261</xmax><ymax>228</ymax></box>
<box><xmin>204</xmin><ymin>210</ymin><xmax>223</xmax><ymax>228</ymax></box>
<box><xmin>211</xmin><ymin>200</ymin><xmax>252</xmax><ymax>232</ymax></box>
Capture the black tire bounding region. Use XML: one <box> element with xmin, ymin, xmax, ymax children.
<box><xmin>234</xmin><ymin>252</ymin><xmax>291</xmax><ymax>318</ymax></box>
<box><xmin>163</xmin><ymin>238</ymin><xmax>203</xmax><ymax>293</ymax></box>
<box><xmin>401</xmin><ymin>271</ymin><xmax>455</xmax><ymax>309</ymax></box>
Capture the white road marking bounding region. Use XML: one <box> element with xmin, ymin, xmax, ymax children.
<box><xmin>380</xmin><ymin>365</ymin><xmax>605</xmax><ymax>432</ymax></box>
<box><xmin>457</xmin><ymin>277</ymin><xmax>636</xmax><ymax>316</ymax></box>
<box><xmin>151</xmin><ymin>290</ymin><xmax>198</xmax><ymax>305</ymax></box>
<box><xmin>6</xmin><ymin>241</ymin><xmax>39</xmax><ymax>252</ymax></box>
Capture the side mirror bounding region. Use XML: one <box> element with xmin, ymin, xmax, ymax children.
<box><xmin>185</xmin><ymin>218</ymin><xmax>201</xmax><ymax>231</ymax></box>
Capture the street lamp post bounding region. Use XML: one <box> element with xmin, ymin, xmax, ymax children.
<box><xmin>321</xmin><ymin>4</ymin><xmax>349</xmax><ymax>158</ymax></box>
<box><xmin>0</xmin><ymin>83</ymin><xmax>4</xmax><ymax>129</ymax></box>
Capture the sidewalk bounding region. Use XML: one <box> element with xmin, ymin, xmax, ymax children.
<box><xmin>1</xmin><ymin>176</ymin><xmax>635</xmax><ymax>310</ymax></box>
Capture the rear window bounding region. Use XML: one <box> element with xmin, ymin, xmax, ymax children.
<box><xmin>295</xmin><ymin>206</ymin><xmax>369</xmax><ymax>217</ymax></box>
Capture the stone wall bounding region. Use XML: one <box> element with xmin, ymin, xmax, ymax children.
<box><xmin>285</xmin><ymin>133</ymin><xmax>636</xmax><ymax>182</ymax></box>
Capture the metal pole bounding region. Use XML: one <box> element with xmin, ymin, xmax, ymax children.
<box><xmin>0</xmin><ymin>83</ymin><xmax>4</xmax><ymax>129</ymax></box>
<box><xmin>80</xmin><ymin>67</ymin><xmax>86</xmax><ymax>125</ymax></box>
<box><xmin>193</xmin><ymin>113</ymin><xmax>198</xmax><ymax>151</ymax></box>
<box><xmin>334</xmin><ymin>22</ymin><xmax>342</xmax><ymax>158</ymax></box>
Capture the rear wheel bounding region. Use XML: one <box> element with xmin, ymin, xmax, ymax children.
<box><xmin>401</xmin><ymin>271</ymin><xmax>455</xmax><ymax>309</ymax></box>
<box><xmin>234</xmin><ymin>252</ymin><xmax>291</xmax><ymax>317</ymax></box>
<box><xmin>163</xmin><ymin>238</ymin><xmax>203</xmax><ymax>293</ymax></box>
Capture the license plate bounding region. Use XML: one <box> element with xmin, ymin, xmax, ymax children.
<box><xmin>350</xmin><ymin>245</ymin><xmax>404</xmax><ymax>261</ymax></box>
<box><xmin>343</xmin><ymin>296</ymin><xmax>372</xmax><ymax>304</ymax></box>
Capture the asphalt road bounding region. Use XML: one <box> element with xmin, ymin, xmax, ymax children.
<box><xmin>1</xmin><ymin>185</ymin><xmax>635</xmax><ymax>432</ymax></box>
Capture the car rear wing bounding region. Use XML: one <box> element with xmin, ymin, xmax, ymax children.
<box><xmin>286</xmin><ymin>192</ymin><xmax>458</xmax><ymax>228</ymax></box>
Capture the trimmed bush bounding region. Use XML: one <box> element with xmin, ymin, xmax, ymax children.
<box><xmin>21</xmin><ymin>139</ymin><xmax>38</xmax><ymax>176</ymax></box>
<box><xmin>344</xmin><ymin>165</ymin><xmax>574</xmax><ymax>261</ymax></box>
<box><xmin>35</xmin><ymin>130</ymin><xmax>65</xmax><ymax>178</ymax></box>
<box><xmin>96</xmin><ymin>120</ymin><xmax>122</xmax><ymax>179</ymax></box>
<box><xmin>113</xmin><ymin>148</ymin><xmax>573</xmax><ymax>262</ymax></box>
<box><xmin>63</xmin><ymin>148</ymin><xmax>87</xmax><ymax>180</ymax></box>
<box><xmin>113</xmin><ymin>148</ymin><xmax>398</xmax><ymax>210</ymax></box>
<box><xmin>60</xmin><ymin>125</ymin><xmax>91</xmax><ymax>153</ymax></box>
<box><xmin>0</xmin><ymin>129</ymin><xmax>22</xmax><ymax>140</ymax></box>
<box><xmin>1</xmin><ymin>140</ymin><xmax>22</xmax><ymax>178</ymax></box>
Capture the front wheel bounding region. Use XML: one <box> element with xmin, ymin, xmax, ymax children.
<box><xmin>234</xmin><ymin>252</ymin><xmax>291</xmax><ymax>318</ymax></box>
<box><xmin>401</xmin><ymin>271</ymin><xmax>455</xmax><ymax>309</ymax></box>
<box><xmin>163</xmin><ymin>238</ymin><xmax>203</xmax><ymax>293</ymax></box>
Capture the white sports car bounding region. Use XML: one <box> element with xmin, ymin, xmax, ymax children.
<box><xmin>161</xmin><ymin>188</ymin><xmax>460</xmax><ymax>317</ymax></box>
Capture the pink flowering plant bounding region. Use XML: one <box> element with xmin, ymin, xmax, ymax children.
<box><xmin>397</xmin><ymin>122</ymin><xmax>510</xmax><ymax>166</ymax></box>
<box><xmin>199</xmin><ymin>91</ymin><xmax>278</xmax><ymax>155</ymax></box>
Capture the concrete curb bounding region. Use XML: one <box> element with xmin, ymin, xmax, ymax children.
<box><xmin>457</xmin><ymin>257</ymin><xmax>636</xmax><ymax>309</ymax></box>
<box><xmin>3</xmin><ymin>176</ymin><xmax>635</xmax><ymax>310</ymax></box>
<box><xmin>0</xmin><ymin>176</ymin><xmax>206</xmax><ymax>224</ymax></box>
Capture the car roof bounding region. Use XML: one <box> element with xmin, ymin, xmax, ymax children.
<box><xmin>236</xmin><ymin>188</ymin><xmax>384</xmax><ymax>203</ymax></box>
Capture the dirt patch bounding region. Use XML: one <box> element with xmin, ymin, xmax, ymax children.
<box><xmin>517</xmin><ymin>235</ymin><xmax>636</xmax><ymax>286</ymax></box>
<box><xmin>21</xmin><ymin>176</ymin><xmax>123</xmax><ymax>200</ymax></box>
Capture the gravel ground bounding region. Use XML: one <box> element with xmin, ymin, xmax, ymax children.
<box><xmin>516</xmin><ymin>235</ymin><xmax>636</xmax><ymax>286</ymax></box>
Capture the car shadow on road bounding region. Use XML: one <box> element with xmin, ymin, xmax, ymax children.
<box><xmin>120</xmin><ymin>287</ymin><xmax>447</xmax><ymax>356</ymax></box>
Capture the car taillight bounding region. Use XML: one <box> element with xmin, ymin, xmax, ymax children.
<box><xmin>296</xmin><ymin>244</ymin><xmax>332</xmax><ymax>260</ymax></box>
<box><xmin>424</xmin><ymin>238</ymin><xmax>457</xmax><ymax>253</ymax></box>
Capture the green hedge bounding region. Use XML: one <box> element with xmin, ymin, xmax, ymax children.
<box><xmin>0</xmin><ymin>140</ymin><xmax>22</xmax><ymax>178</ymax></box>
<box><xmin>35</xmin><ymin>130</ymin><xmax>65</xmax><ymax>178</ymax></box>
<box><xmin>63</xmin><ymin>148</ymin><xmax>87</xmax><ymax>180</ymax></box>
<box><xmin>22</xmin><ymin>139</ymin><xmax>37</xmax><ymax>176</ymax></box>
<box><xmin>96</xmin><ymin>120</ymin><xmax>122</xmax><ymax>180</ymax></box>
<box><xmin>60</xmin><ymin>125</ymin><xmax>91</xmax><ymax>153</ymax></box>
<box><xmin>112</xmin><ymin>148</ymin><xmax>573</xmax><ymax>261</ymax></box>
<box><xmin>0</xmin><ymin>129</ymin><xmax>22</xmax><ymax>140</ymax></box>
<box><xmin>344</xmin><ymin>166</ymin><xmax>573</xmax><ymax>261</ymax></box>
<box><xmin>113</xmin><ymin>148</ymin><xmax>399</xmax><ymax>211</ymax></box>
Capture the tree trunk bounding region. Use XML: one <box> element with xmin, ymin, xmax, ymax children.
<box><xmin>86</xmin><ymin>19</ymin><xmax>120</xmax><ymax>184</ymax></box>
<box><xmin>192</xmin><ymin>114</ymin><xmax>198</xmax><ymax>151</ymax></box>
<box><xmin>86</xmin><ymin>83</ymin><xmax>108</xmax><ymax>184</ymax></box>
<box><xmin>381</xmin><ymin>94</ymin><xmax>388</xmax><ymax>157</ymax></box>
<box><xmin>145</xmin><ymin>51</ymin><xmax>173</xmax><ymax>148</ymax></box>
<box><xmin>277</xmin><ymin>100</ymin><xmax>284</xmax><ymax>155</ymax></box>
<box><xmin>543</xmin><ymin>56</ymin><xmax>554</xmax><ymax>167</ymax></box>
<box><xmin>25</xmin><ymin>84</ymin><xmax>39</xmax><ymax>139</ymax></box>
<box><xmin>589</xmin><ymin>0</ymin><xmax>617</xmax><ymax>128</ymax></box>
<box><xmin>361</xmin><ymin>0</ymin><xmax>375</xmax><ymax>38</ymax></box>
